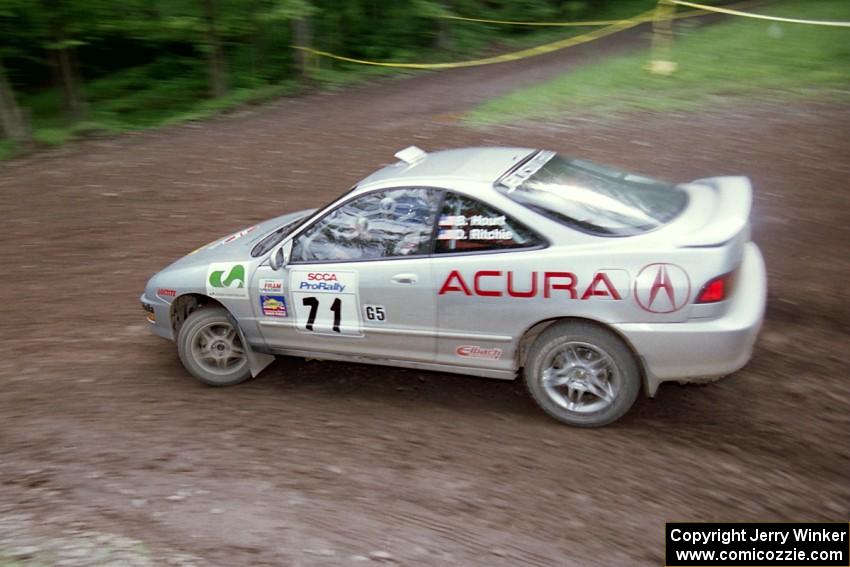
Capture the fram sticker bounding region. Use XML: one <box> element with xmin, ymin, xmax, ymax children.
<box><xmin>259</xmin><ymin>278</ymin><xmax>284</xmax><ymax>293</ymax></box>
<box><xmin>260</xmin><ymin>295</ymin><xmax>288</xmax><ymax>317</ymax></box>
<box><xmin>206</xmin><ymin>262</ymin><xmax>249</xmax><ymax>299</ymax></box>
<box><xmin>456</xmin><ymin>345</ymin><xmax>502</xmax><ymax>360</ymax></box>
<box><xmin>156</xmin><ymin>288</ymin><xmax>176</xmax><ymax>298</ymax></box>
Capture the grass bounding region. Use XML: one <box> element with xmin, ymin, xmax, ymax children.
<box><xmin>467</xmin><ymin>0</ymin><xmax>850</xmax><ymax>125</ymax></box>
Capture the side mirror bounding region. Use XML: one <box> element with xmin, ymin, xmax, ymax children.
<box><xmin>268</xmin><ymin>240</ymin><xmax>292</xmax><ymax>271</ymax></box>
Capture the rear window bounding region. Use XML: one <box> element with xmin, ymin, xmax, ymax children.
<box><xmin>496</xmin><ymin>152</ymin><xmax>688</xmax><ymax>237</ymax></box>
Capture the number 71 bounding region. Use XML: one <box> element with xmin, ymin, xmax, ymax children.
<box><xmin>301</xmin><ymin>296</ymin><xmax>342</xmax><ymax>333</ymax></box>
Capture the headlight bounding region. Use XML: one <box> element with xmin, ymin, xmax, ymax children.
<box><xmin>141</xmin><ymin>301</ymin><xmax>156</xmax><ymax>323</ymax></box>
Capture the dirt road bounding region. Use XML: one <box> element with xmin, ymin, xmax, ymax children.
<box><xmin>1</xmin><ymin>25</ymin><xmax>848</xmax><ymax>566</ymax></box>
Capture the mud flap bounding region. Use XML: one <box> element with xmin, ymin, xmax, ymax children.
<box><xmin>234</xmin><ymin>323</ymin><xmax>275</xmax><ymax>377</ymax></box>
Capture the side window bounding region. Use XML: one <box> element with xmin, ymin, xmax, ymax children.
<box><xmin>435</xmin><ymin>193</ymin><xmax>543</xmax><ymax>254</ymax></box>
<box><xmin>291</xmin><ymin>188</ymin><xmax>441</xmax><ymax>263</ymax></box>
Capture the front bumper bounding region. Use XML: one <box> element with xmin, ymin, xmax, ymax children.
<box><xmin>140</xmin><ymin>293</ymin><xmax>174</xmax><ymax>340</ymax></box>
<box><xmin>615</xmin><ymin>242</ymin><xmax>767</xmax><ymax>396</ymax></box>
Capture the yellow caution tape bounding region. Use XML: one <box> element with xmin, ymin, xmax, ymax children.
<box><xmin>670</xmin><ymin>0</ymin><xmax>850</xmax><ymax>27</ymax></box>
<box><xmin>292</xmin><ymin>10</ymin><xmax>654</xmax><ymax>70</ymax></box>
<box><xmin>291</xmin><ymin>0</ymin><xmax>800</xmax><ymax>71</ymax></box>
<box><xmin>434</xmin><ymin>1</ymin><xmax>765</xmax><ymax>28</ymax></box>
<box><xmin>439</xmin><ymin>15</ymin><xmax>626</xmax><ymax>27</ymax></box>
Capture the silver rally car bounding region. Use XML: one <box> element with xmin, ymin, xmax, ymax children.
<box><xmin>142</xmin><ymin>146</ymin><xmax>767</xmax><ymax>426</ymax></box>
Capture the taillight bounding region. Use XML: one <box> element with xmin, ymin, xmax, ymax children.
<box><xmin>696</xmin><ymin>273</ymin><xmax>734</xmax><ymax>303</ymax></box>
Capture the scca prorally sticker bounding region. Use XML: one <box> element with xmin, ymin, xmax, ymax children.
<box><xmin>260</xmin><ymin>294</ymin><xmax>288</xmax><ymax>318</ymax></box>
<box><xmin>259</xmin><ymin>278</ymin><xmax>284</xmax><ymax>293</ymax></box>
<box><xmin>290</xmin><ymin>270</ymin><xmax>362</xmax><ymax>336</ymax></box>
<box><xmin>363</xmin><ymin>304</ymin><xmax>386</xmax><ymax>322</ymax></box>
<box><xmin>206</xmin><ymin>262</ymin><xmax>249</xmax><ymax>299</ymax></box>
<box><xmin>456</xmin><ymin>345</ymin><xmax>502</xmax><ymax>360</ymax></box>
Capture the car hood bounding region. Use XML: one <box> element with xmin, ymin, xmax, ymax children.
<box><xmin>166</xmin><ymin>208</ymin><xmax>316</xmax><ymax>269</ymax></box>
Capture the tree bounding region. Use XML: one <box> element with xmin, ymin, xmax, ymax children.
<box><xmin>258</xmin><ymin>0</ymin><xmax>315</xmax><ymax>80</ymax></box>
<box><xmin>40</xmin><ymin>0</ymin><xmax>88</xmax><ymax>123</ymax></box>
<box><xmin>201</xmin><ymin>0</ymin><xmax>228</xmax><ymax>97</ymax></box>
<box><xmin>0</xmin><ymin>56</ymin><xmax>28</xmax><ymax>142</ymax></box>
<box><xmin>0</xmin><ymin>0</ymin><xmax>31</xmax><ymax>141</ymax></box>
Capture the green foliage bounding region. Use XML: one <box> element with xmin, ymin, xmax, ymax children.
<box><xmin>468</xmin><ymin>0</ymin><xmax>850</xmax><ymax>124</ymax></box>
<box><xmin>12</xmin><ymin>0</ymin><xmax>824</xmax><ymax>156</ymax></box>
<box><xmin>0</xmin><ymin>139</ymin><xmax>18</xmax><ymax>160</ymax></box>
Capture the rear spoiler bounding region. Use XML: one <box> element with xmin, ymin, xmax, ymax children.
<box><xmin>678</xmin><ymin>176</ymin><xmax>753</xmax><ymax>247</ymax></box>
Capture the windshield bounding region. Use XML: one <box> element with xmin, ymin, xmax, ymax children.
<box><xmin>497</xmin><ymin>154</ymin><xmax>687</xmax><ymax>236</ymax></box>
<box><xmin>251</xmin><ymin>216</ymin><xmax>309</xmax><ymax>257</ymax></box>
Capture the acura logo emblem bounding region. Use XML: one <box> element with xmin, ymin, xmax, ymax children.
<box><xmin>635</xmin><ymin>263</ymin><xmax>690</xmax><ymax>313</ymax></box>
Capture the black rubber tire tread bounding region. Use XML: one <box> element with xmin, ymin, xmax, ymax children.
<box><xmin>176</xmin><ymin>307</ymin><xmax>252</xmax><ymax>387</ymax></box>
<box><xmin>524</xmin><ymin>320</ymin><xmax>640</xmax><ymax>427</ymax></box>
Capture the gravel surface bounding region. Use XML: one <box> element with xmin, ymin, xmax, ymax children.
<box><xmin>1</xmin><ymin>21</ymin><xmax>848</xmax><ymax>566</ymax></box>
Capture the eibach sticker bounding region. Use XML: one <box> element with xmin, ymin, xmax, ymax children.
<box><xmin>456</xmin><ymin>345</ymin><xmax>502</xmax><ymax>360</ymax></box>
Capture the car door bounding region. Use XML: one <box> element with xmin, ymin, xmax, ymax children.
<box><xmin>430</xmin><ymin>191</ymin><xmax>548</xmax><ymax>372</ymax></box>
<box><xmin>253</xmin><ymin>187</ymin><xmax>442</xmax><ymax>363</ymax></box>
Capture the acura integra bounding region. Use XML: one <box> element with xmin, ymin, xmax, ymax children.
<box><xmin>141</xmin><ymin>146</ymin><xmax>767</xmax><ymax>426</ymax></box>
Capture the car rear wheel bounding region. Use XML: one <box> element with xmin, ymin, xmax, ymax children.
<box><xmin>525</xmin><ymin>321</ymin><xmax>640</xmax><ymax>427</ymax></box>
<box><xmin>177</xmin><ymin>307</ymin><xmax>251</xmax><ymax>387</ymax></box>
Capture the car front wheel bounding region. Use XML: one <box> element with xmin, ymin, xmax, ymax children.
<box><xmin>177</xmin><ymin>307</ymin><xmax>251</xmax><ymax>387</ymax></box>
<box><xmin>525</xmin><ymin>321</ymin><xmax>640</xmax><ymax>427</ymax></box>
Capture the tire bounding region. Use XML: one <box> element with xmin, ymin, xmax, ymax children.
<box><xmin>525</xmin><ymin>321</ymin><xmax>640</xmax><ymax>427</ymax></box>
<box><xmin>176</xmin><ymin>307</ymin><xmax>251</xmax><ymax>387</ymax></box>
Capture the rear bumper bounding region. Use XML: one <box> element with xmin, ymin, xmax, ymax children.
<box><xmin>614</xmin><ymin>242</ymin><xmax>767</xmax><ymax>396</ymax></box>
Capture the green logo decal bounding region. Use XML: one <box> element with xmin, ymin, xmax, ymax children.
<box><xmin>209</xmin><ymin>264</ymin><xmax>245</xmax><ymax>288</ymax></box>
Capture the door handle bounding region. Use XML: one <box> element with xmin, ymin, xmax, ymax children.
<box><xmin>391</xmin><ymin>273</ymin><xmax>418</xmax><ymax>285</ymax></box>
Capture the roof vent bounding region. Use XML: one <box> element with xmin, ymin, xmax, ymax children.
<box><xmin>394</xmin><ymin>145</ymin><xmax>427</xmax><ymax>165</ymax></box>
